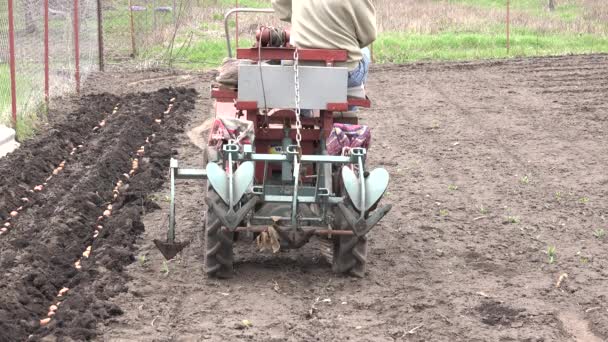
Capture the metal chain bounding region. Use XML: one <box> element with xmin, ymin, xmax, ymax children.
<box><xmin>293</xmin><ymin>48</ymin><xmax>302</xmax><ymax>149</ymax></box>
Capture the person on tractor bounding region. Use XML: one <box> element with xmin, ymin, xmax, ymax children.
<box><xmin>271</xmin><ymin>0</ymin><xmax>377</xmax><ymax>90</ymax></box>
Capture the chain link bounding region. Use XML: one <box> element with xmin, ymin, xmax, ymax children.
<box><xmin>293</xmin><ymin>48</ymin><xmax>302</xmax><ymax>150</ymax></box>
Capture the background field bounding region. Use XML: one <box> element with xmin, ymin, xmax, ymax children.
<box><xmin>103</xmin><ymin>0</ymin><xmax>608</xmax><ymax>68</ymax></box>
<box><xmin>0</xmin><ymin>1</ymin><xmax>607</xmax><ymax>341</ymax></box>
<box><xmin>2</xmin><ymin>0</ymin><xmax>608</xmax><ymax>138</ymax></box>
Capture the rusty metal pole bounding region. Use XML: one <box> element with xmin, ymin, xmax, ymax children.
<box><xmin>506</xmin><ymin>0</ymin><xmax>510</xmax><ymax>54</ymax></box>
<box><xmin>74</xmin><ymin>0</ymin><xmax>81</xmax><ymax>93</ymax></box>
<box><xmin>128</xmin><ymin>0</ymin><xmax>137</xmax><ymax>57</ymax></box>
<box><xmin>97</xmin><ymin>0</ymin><xmax>104</xmax><ymax>71</ymax></box>
<box><xmin>235</xmin><ymin>0</ymin><xmax>239</xmax><ymax>49</ymax></box>
<box><xmin>7</xmin><ymin>0</ymin><xmax>17</xmax><ymax>127</ymax></box>
<box><xmin>44</xmin><ymin>0</ymin><xmax>50</xmax><ymax>108</ymax></box>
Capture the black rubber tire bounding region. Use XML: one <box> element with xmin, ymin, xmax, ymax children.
<box><xmin>333</xmin><ymin>235</ymin><xmax>368</xmax><ymax>278</ymax></box>
<box><xmin>331</xmin><ymin>199</ymin><xmax>368</xmax><ymax>278</ymax></box>
<box><xmin>204</xmin><ymin>187</ymin><xmax>235</xmax><ymax>279</ymax></box>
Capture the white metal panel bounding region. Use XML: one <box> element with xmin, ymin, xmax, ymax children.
<box><xmin>238</xmin><ymin>64</ymin><xmax>348</xmax><ymax>110</ymax></box>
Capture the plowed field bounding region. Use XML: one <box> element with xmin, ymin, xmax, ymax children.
<box><xmin>1</xmin><ymin>54</ymin><xmax>607</xmax><ymax>342</ymax></box>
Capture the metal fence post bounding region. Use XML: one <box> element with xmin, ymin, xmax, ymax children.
<box><xmin>44</xmin><ymin>0</ymin><xmax>50</xmax><ymax>108</ymax></box>
<box><xmin>74</xmin><ymin>0</ymin><xmax>81</xmax><ymax>93</ymax></box>
<box><xmin>235</xmin><ymin>0</ymin><xmax>239</xmax><ymax>49</ymax></box>
<box><xmin>97</xmin><ymin>0</ymin><xmax>104</xmax><ymax>71</ymax></box>
<box><xmin>7</xmin><ymin>0</ymin><xmax>17</xmax><ymax>127</ymax></box>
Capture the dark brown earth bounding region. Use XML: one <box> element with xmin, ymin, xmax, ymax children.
<box><xmin>0</xmin><ymin>85</ymin><xmax>197</xmax><ymax>341</ymax></box>
<box><xmin>1</xmin><ymin>54</ymin><xmax>607</xmax><ymax>342</ymax></box>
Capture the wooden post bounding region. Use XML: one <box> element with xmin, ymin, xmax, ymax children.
<box><xmin>128</xmin><ymin>0</ymin><xmax>137</xmax><ymax>57</ymax></box>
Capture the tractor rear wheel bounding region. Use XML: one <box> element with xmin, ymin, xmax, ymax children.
<box><xmin>331</xmin><ymin>200</ymin><xmax>369</xmax><ymax>278</ymax></box>
<box><xmin>204</xmin><ymin>187</ymin><xmax>234</xmax><ymax>278</ymax></box>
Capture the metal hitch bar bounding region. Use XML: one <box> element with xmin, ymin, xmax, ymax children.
<box><xmin>154</xmin><ymin>158</ymin><xmax>208</xmax><ymax>260</ymax></box>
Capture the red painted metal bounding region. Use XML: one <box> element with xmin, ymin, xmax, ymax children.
<box><xmin>252</xmin><ymin>128</ymin><xmax>321</xmax><ymax>142</ymax></box>
<box><xmin>211</xmin><ymin>87</ymin><xmax>238</xmax><ymax>100</ymax></box>
<box><xmin>7</xmin><ymin>0</ymin><xmax>17</xmax><ymax>126</ymax></box>
<box><xmin>327</xmin><ymin>103</ymin><xmax>349</xmax><ymax>112</ymax></box>
<box><xmin>74</xmin><ymin>0</ymin><xmax>81</xmax><ymax>93</ymax></box>
<box><xmin>347</xmin><ymin>97</ymin><xmax>371</xmax><ymax>108</ymax></box>
<box><xmin>265</xmin><ymin>110</ymin><xmax>321</xmax><ymax>126</ymax></box>
<box><xmin>321</xmin><ymin>111</ymin><xmax>333</xmax><ymax>138</ymax></box>
<box><xmin>237</xmin><ymin>48</ymin><xmax>348</xmax><ymax>63</ymax></box>
<box><xmin>235</xmin><ymin>101</ymin><xmax>259</xmax><ymax>111</ymax></box>
<box><xmin>212</xmin><ymin>46</ymin><xmax>374</xmax><ymax>183</ymax></box>
<box><xmin>215</xmin><ymin>101</ymin><xmax>238</xmax><ymax>118</ymax></box>
<box><xmin>44</xmin><ymin>0</ymin><xmax>50</xmax><ymax>106</ymax></box>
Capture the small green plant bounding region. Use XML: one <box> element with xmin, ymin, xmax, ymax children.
<box><xmin>161</xmin><ymin>261</ymin><xmax>170</xmax><ymax>275</ymax></box>
<box><xmin>439</xmin><ymin>209</ymin><xmax>449</xmax><ymax>217</ymax></box>
<box><xmin>554</xmin><ymin>191</ymin><xmax>562</xmax><ymax>200</ymax></box>
<box><xmin>594</xmin><ymin>228</ymin><xmax>605</xmax><ymax>239</ymax></box>
<box><xmin>520</xmin><ymin>175</ymin><xmax>530</xmax><ymax>185</ymax></box>
<box><xmin>578</xmin><ymin>197</ymin><xmax>589</xmax><ymax>204</ymax></box>
<box><xmin>448</xmin><ymin>184</ymin><xmax>459</xmax><ymax>191</ymax></box>
<box><xmin>505</xmin><ymin>216</ymin><xmax>520</xmax><ymax>224</ymax></box>
<box><xmin>547</xmin><ymin>246</ymin><xmax>557</xmax><ymax>264</ymax></box>
<box><xmin>478</xmin><ymin>205</ymin><xmax>488</xmax><ymax>214</ymax></box>
<box><xmin>138</xmin><ymin>254</ymin><xmax>147</xmax><ymax>267</ymax></box>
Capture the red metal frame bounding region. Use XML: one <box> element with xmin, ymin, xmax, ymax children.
<box><xmin>44</xmin><ymin>0</ymin><xmax>50</xmax><ymax>106</ymax></box>
<box><xmin>212</xmin><ymin>46</ymin><xmax>372</xmax><ymax>181</ymax></box>
<box><xmin>7</xmin><ymin>0</ymin><xmax>17</xmax><ymax>126</ymax></box>
<box><xmin>74</xmin><ymin>0</ymin><xmax>80</xmax><ymax>93</ymax></box>
<box><xmin>212</xmin><ymin>88</ymin><xmax>371</xmax><ymax>109</ymax></box>
<box><xmin>237</xmin><ymin>47</ymin><xmax>348</xmax><ymax>65</ymax></box>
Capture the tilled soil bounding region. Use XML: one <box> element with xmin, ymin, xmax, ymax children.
<box><xmin>2</xmin><ymin>54</ymin><xmax>607</xmax><ymax>342</ymax></box>
<box><xmin>0</xmin><ymin>85</ymin><xmax>197</xmax><ymax>341</ymax></box>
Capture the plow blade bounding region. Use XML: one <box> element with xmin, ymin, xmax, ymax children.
<box><xmin>342</xmin><ymin>166</ymin><xmax>390</xmax><ymax>212</ymax></box>
<box><xmin>153</xmin><ymin>239</ymin><xmax>190</xmax><ymax>260</ymax></box>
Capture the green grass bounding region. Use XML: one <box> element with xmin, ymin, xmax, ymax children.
<box><xmin>444</xmin><ymin>0</ymin><xmax>585</xmax><ymax>22</ymax></box>
<box><xmin>208</xmin><ymin>0</ymin><xmax>269</xmax><ymax>8</ymax></box>
<box><xmin>0</xmin><ymin>63</ymin><xmax>46</xmax><ymax>140</ymax></box>
<box><xmin>374</xmin><ymin>30</ymin><xmax>608</xmax><ymax>64</ymax></box>
<box><xmin>0</xmin><ymin>64</ymin><xmax>11</xmax><ymax>118</ymax></box>
<box><xmin>141</xmin><ymin>26</ymin><xmax>608</xmax><ymax>69</ymax></box>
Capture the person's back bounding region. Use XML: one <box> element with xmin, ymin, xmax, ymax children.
<box><xmin>271</xmin><ymin>0</ymin><xmax>377</xmax><ymax>70</ymax></box>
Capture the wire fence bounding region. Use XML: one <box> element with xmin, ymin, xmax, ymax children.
<box><xmin>0</xmin><ymin>0</ymin><xmax>99</xmax><ymax>137</ymax></box>
<box><xmin>2</xmin><ymin>0</ymin><xmax>608</xmax><ymax>138</ymax></box>
<box><xmin>101</xmin><ymin>0</ymin><xmax>177</xmax><ymax>65</ymax></box>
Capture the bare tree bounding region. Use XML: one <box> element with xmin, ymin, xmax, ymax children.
<box><xmin>23</xmin><ymin>0</ymin><xmax>38</xmax><ymax>33</ymax></box>
<box><xmin>548</xmin><ymin>0</ymin><xmax>556</xmax><ymax>11</ymax></box>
